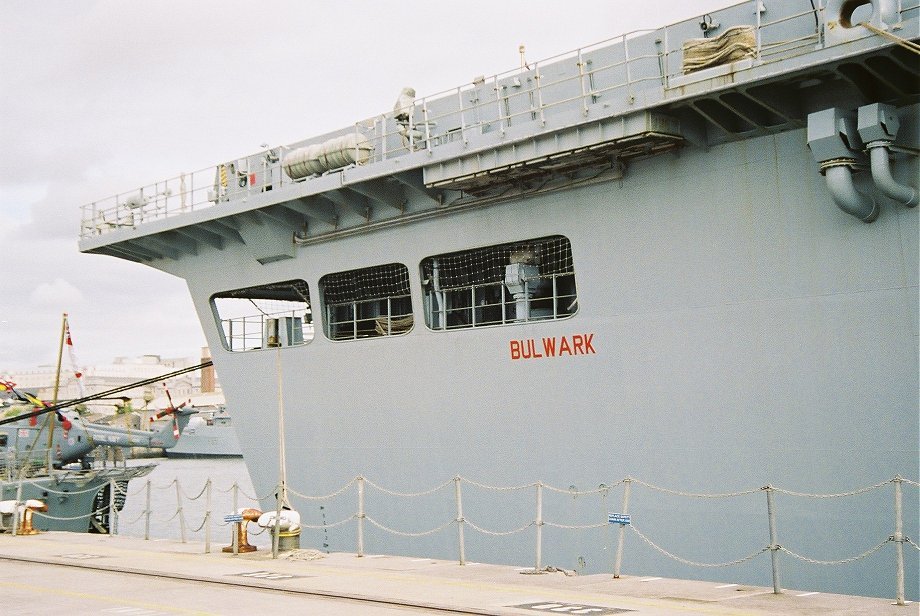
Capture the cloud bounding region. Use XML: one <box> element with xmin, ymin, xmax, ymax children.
<box><xmin>29</xmin><ymin>278</ymin><xmax>85</xmax><ymax>306</ymax></box>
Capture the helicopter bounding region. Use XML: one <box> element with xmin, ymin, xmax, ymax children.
<box><xmin>0</xmin><ymin>374</ymin><xmax>201</xmax><ymax>471</ymax></box>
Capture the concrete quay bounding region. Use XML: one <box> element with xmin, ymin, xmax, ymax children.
<box><xmin>0</xmin><ymin>532</ymin><xmax>913</xmax><ymax>615</ymax></box>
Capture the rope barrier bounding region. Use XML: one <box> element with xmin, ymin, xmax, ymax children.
<box><xmin>364</xmin><ymin>476</ymin><xmax>453</xmax><ymax>497</ymax></box>
<box><xmin>20</xmin><ymin>480</ymin><xmax>103</xmax><ymax>496</ymax></box>
<box><xmin>629</xmin><ymin>524</ymin><xmax>769</xmax><ymax>568</ymax></box>
<box><xmin>905</xmin><ymin>537</ymin><xmax>920</xmax><ymax>552</ymax></box>
<box><xmin>464</xmin><ymin>518</ymin><xmax>535</xmax><ymax>536</ymax></box>
<box><xmin>178</xmin><ymin>482</ymin><xmax>210</xmax><ymax>502</ymax></box>
<box><xmin>287</xmin><ymin>478</ymin><xmax>356</xmax><ymax>501</ymax></box>
<box><xmin>543</xmin><ymin>520</ymin><xmax>609</xmax><ymax>530</ymax></box>
<box><xmin>543</xmin><ymin>480</ymin><xmax>623</xmax><ymax>495</ymax></box>
<box><xmin>629</xmin><ymin>478</ymin><xmax>761</xmax><ymax>498</ymax></box>
<box><xmin>771</xmin><ymin>479</ymin><xmax>893</xmax><ymax>499</ymax></box>
<box><xmin>365</xmin><ymin>516</ymin><xmax>455</xmax><ymax>538</ymax></box>
<box><xmin>300</xmin><ymin>515</ymin><xmax>355</xmax><ymax>530</ymax></box>
<box><xmin>459</xmin><ymin>477</ymin><xmax>538</xmax><ymax>492</ymax></box>
<box><xmin>778</xmin><ymin>540</ymin><xmax>891</xmax><ymax>565</ymax></box>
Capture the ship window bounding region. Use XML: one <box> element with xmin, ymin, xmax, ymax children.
<box><xmin>421</xmin><ymin>235</ymin><xmax>577</xmax><ymax>330</ymax></box>
<box><xmin>0</xmin><ymin>434</ymin><xmax>6</xmax><ymax>447</ymax></box>
<box><xmin>320</xmin><ymin>263</ymin><xmax>413</xmax><ymax>340</ymax></box>
<box><xmin>211</xmin><ymin>279</ymin><xmax>314</xmax><ymax>352</ymax></box>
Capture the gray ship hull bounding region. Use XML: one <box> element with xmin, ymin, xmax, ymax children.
<box><xmin>1</xmin><ymin>465</ymin><xmax>156</xmax><ymax>533</ymax></box>
<box><xmin>78</xmin><ymin>0</ymin><xmax>919</xmax><ymax>600</ymax></box>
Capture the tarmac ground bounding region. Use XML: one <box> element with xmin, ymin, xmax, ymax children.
<box><xmin>0</xmin><ymin>531</ymin><xmax>914</xmax><ymax>615</ymax></box>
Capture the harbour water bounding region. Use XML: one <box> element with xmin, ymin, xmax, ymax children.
<box><xmin>116</xmin><ymin>457</ymin><xmax>272</xmax><ymax>549</ymax></box>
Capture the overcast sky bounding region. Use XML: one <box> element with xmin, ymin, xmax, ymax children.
<box><xmin>0</xmin><ymin>0</ymin><xmax>729</xmax><ymax>372</ymax></box>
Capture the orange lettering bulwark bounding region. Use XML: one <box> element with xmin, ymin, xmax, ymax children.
<box><xmin>509</xmin><ymin>334</ymin><xmax>597</xmax><ymax>360</ymax></box>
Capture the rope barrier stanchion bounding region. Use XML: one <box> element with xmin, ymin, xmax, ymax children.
<box><xmin>893</xmin><ymin>476</ymin><xmax>905</xmax><ymax>606</ymax></box>
<box><xmin>108</xmin><ymin>478</ymin><xmax>117</xmax><ymax>536</ymax></box>
<box><xmin>204</xmin><ymin>479</ymin><xmax>212</xmax><ymax>554</ymax></box>
<box><xmin>764</xmin><ymin>485</ymin><xmax>782</xmax><ymax>594</ymax></box>
<box><xmin>534</xmin><ymin>481</ymin><xmax>544</xmax><ymax>572</ymax></box>
<box><xmin>176</xmin><ymin>479</ymin><xmax>186</xmax><ymax>543</ymax></box>
<box><xmin>357</xmin><ymin>476</ymin><xmax>365</xmax><ymax>557</ymax></box>
<box><xmin>614</xmin><ymin>477</ymin><xmax>631</xmax><ymax>579</ymax></box>
<box><xmin>144</xmin><ymin>479</ymin><xmax>151</xmax><ymax>541</ymax></box>
<box><xmin>454</xmin><ymin>476</ymin><xmax>466</xmax><ymax>566</ymax></box>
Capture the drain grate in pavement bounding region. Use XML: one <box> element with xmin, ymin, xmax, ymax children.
<box><xmin>57</xmin><ymin>553</ymin><xmax>106</xmax><ymax>560</ymax></box>
<box><xmin>231</xmin><ymin>570</ymin><xmax>304</xmax><ymax>581</ymax></box>
<box><xmin>512</xmin><ymin>602</ymin><xmax>634</xmax><ymax>614</ymax></box>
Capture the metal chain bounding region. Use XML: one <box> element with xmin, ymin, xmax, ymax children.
<box><xmin>465</xmin><ymin>518</ymin><xmax>535</xmax><ymax>536</ymax></box>
<box><xmin>778</xmin><ymin>540</ymin><xmax>890</xmax><ymax>565</ymax></box>
<box><xmin>365</xmin><ymin>515</ymin><xmax>455</xmax><ymax>537</ymax></box>
<box><xmin>364</xmin><ymin>476</ymin><xmax>453</xmax><ymax>497</ymax></box>
<box><xmin>630</xmin><ymin>524</ymin><xmax>769</xmax><ymax>568</ymax></box>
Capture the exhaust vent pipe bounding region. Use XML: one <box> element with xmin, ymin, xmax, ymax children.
<box><xmin>857</xmin><ymin>103</ymin><xmax>918</xmax><ymax>208</ymax></box>
<box><xmin>807</xmin><ymin>108</ymin><xmax>878</xmax><ymax>222</ymax></box>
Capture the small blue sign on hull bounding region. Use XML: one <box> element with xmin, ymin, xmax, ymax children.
<box><xmin>608</xmin><ymin>513</ymin><xmax>631</xmax><ymax>525</ymax></box>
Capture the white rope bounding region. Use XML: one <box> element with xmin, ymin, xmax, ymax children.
<box><xmin>543</xmin><ymin>480</ymin><xmax>623</xmax><ymax>495</ymax></box>
<box><xmin>178</xmin><ymin>482</ymin><xmax>210</xmax><ymax>501</ymax></box>
<box><xmin>544</xmin><ymin>520</ymin><xmax>608</xmax><ymax>530</ymax></box>
<box><xmin>465</xmin><ymin>518</ymin><xmax>535</xmax><ymax>536</ymax></box>
<box><xmin>629</xmin><ymin>524</ymin><xmax>769</xmax><ymax>568</ymax></box>
<box><xmin>288</xmin><ymin>478</ymin><xmax>356</xmax><ymax>501</ymax></box>
<box><xmin>364</xmin><ymin>515</ymin><xmax>454</xmax><ymax>537</ymax></box>
<box><xmin>629</xmin><ymin>478</ymin><xmax>760</xmax><ymax>498</ymax></box>
<box><xmin>778</xmin><ymin>540</ymin><xmax>891</xmax><ymax>565</ymax></box>
<box><xmin>33</xmin><ymin>510</ymin><xmax>96</xmax><ymax>521</ymax></box>
<box><xmin>459</xmin><ymin>476</ymin><xmax>537</xmax><ymax>491</ymax></box>
<box><xmin>772</xmin><ymin>479</ymin><xmax>892</xmax><ymax>499</ymax></box>
<box><xmin>299</xmin><ymin>515</ymin><xmax>355</xmax><ymax>530</ymax></box>
<box><xmin>20</xmin><ymin>480</ymin><xmax>102</xmax><ymax>496</ymax></box>
<box><xmin>903</xmin><ymin>537</ymin><xmax>920</xmax><ymax>552</ymax></box>
<box><xmin>363</xmin><ymin>476</ymin><xmax>453</xmax><ymax>497</ymax></box>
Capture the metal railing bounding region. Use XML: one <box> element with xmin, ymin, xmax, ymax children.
<box><xmin>78</xmin><ymin>1</ymin><xmax>916</xmax><ymax>239</ymax></box>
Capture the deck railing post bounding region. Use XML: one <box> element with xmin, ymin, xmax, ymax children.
<box><xmin>893</xmin><ymin>476</ymin><xmax>905</xmax><ymax>606</ymax></box>
<box><xmin>535</xmin><ymin>481</ymin><xmax>543</xmax><ymax>571</ymax></box>
<box><xmin>144</xmin><ymin>479</ymin><xmax>151</xmax><ymax>540</ymax></box>
<box><xmin>765</xmin><ymin>485</ymin><xmax>782</xmax><ymax>594</ymax></box>
<box><xmin>455</xmin><ymin>476</ymin><xmax>466</xmax><ymax>565</ymax></box>
<box><xmin>613</xmin><ymin>478</ymin><xmax>632</xmax><ymax>578</ymax></box>
<box><xmin>176</xmin><ymin>479</ymin><xmax>187</xmax><ymax>543</ymax></box>
<box><xmin>357</xmin><ymin>476</ymin><xmax>365</xmax><ymax>557</ymax></box>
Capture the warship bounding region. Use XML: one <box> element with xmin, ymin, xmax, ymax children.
<box><xmin>78</xmin><ymin>0</ymin><xmax>918</xmax><ymax>599</ymax></box>
<box><xmin>165</xmin><ymin>405</ymin><xmax>243</xmax><ymax>458</ymax></box>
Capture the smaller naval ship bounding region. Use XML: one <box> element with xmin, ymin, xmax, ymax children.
<box><xmin>165</xmin><ymin>405</ymin><xmax>243</xmax><ymax>458</ymax></box>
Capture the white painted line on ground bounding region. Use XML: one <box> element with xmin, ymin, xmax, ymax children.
<box><xmin>715</xmin><ymin>583</ymin><xmax>738</xmax><ymax>588</ymax></box>
<box><xmin>796</xmin><ymin>592</ymin><xmax>819</xmax><ymax>597</ymax></box>
<box><xmin>639</xmin><ymin>577</ymin><xmax>662</xmax><ymax>582</ymax></box>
